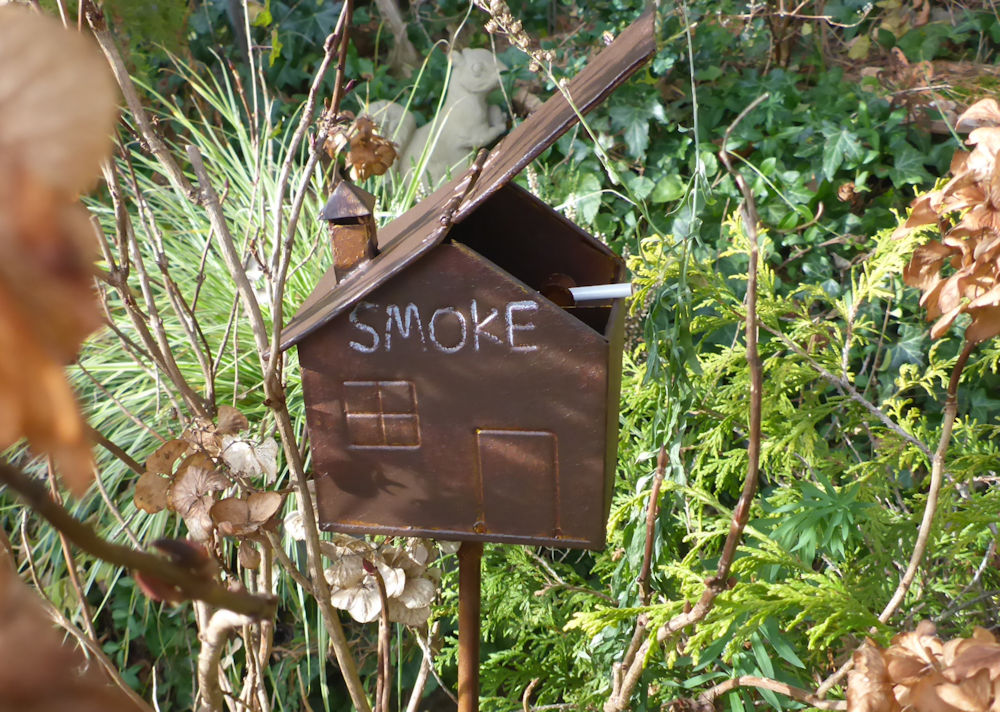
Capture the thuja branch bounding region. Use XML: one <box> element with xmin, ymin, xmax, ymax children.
<box><xmin>0</xmin><ymin>461</ymin><xmax>276</xmax><ymax>618</ymax></box>
<box><xmin>605</xmin><ymin>94</ymin><xmax>769</xmax><ymax>712</ymax></box>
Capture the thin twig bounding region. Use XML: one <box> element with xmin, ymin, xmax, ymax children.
<box><xmin>637</xmin><ymin>446</ymin><xmax>667</xmax><ymax>605</ymax></box>
<box><xmin>878</xmin><ymin>340</ymin><xmax>975</xmax><ymax>623</ymax></box>
<box><xmin>817</xmin><ymin>341</ymin><xmax>976</xmax><ymax>698</ymax></box>
<box><xmin>187</xmin><ymin>145</ymin><xmax>371</xmax><ymax>712</ymax></box>
<box><xmin>264</xmin><ymin>531</ymin><xmax>314</xmax><ymax>594</ymax></box>
<box><xmin>0</xmin><ymin>460</ymin><xmax>276</xmax><ymax>618</ymax></box>
<box><xmin>99</xmin><ymin>162</ymin><xmax>209</xmax><ymax>418</ymax></box>
<box><xmin>404</xmin><ymin>623</ymin><xmax>436</xmax><ymax>712</ymax></box>
<box><xmin>89</xmin><ymin>460</ymin><xmax>144</xmax><ymax>549</ymax></box>
<box><xmin>77</xmin><ymin>363</ymin><xmax>169</xmax><ymax>443</ymax></box>
<box><xmin>87</xmin><ymin>425</ymin><xmax>144</xmax><ymax>476</ymax></box>
<box><xmin>121</xmin><ymin>149</ymin><xmax>216</xmax><ymax>404</ymax></box>
<box><xmin>44</xmin><ymin>458</ymin><xmax>98</xmax><ymax>642</ymax></box>
<box><xmin>675</xmin><ymin>675</ymin><xmax>847</xmax><ymax>711</ymax></box>
<box><xmin>267</xmin><ymin>22</ymin><xmax>342</xmax><ymax>278</ymax></box>
<box><xmin>370</xmin><ymin>561</ymin><xmax>393</xmax><ymax>712</ymax></box>
<box><xmin>522</xmin><ymin>678</ymin><xmax>541</xmax><ymax>712</ymax></box>
<box><xmin>197</xmin><ymin>609</ymin><xmax>256</xmax><ymax>712</ymax></box>
<box><xmin>415</xmin><ymin>627</ymin><xmax>459</xmax><ymax>706</ymax></box>
<box><xmin>84</xmin><ymin>1</ymin><xmax>193</xmax><ymax>198</ymax></box>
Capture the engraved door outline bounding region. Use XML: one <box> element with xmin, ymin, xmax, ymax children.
<box><xmin>474</xmin><ymin>429</ymin><xmax>560</xmax><ymax>537</ymax></box>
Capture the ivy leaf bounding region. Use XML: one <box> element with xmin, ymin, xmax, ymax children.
<box><xmin>889</xmin><ymin>141</ymin><xmax>930</xmax><ymax>186</ymax></box>
<box><xmin>651</xmin><ymin>174</ymin><xmax>685</xmax><ymax>203</ymax></box>
<box><xmin>822</xmin><ymin>127</ymin><xmax>864</xmax><ymax>180</ymax></box>
<box><xmin>609</xmin><ymin>96</ymin><xmax>664</xmax><ymax>159</ymax></box>
<box><xmin>574</xmin><ymin>173</ymin><xmax>602</xmax><ymax>224</ymax></box>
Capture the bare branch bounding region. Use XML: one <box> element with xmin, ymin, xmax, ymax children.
<box><xmin>84</xmin><ymin>1</ymin><xmax>193</xmax><ymax>198</ymax></box>
<box><xmin>672</xmin><ymin>675</ymin><xmax>847</xmax><ymax>711</ymax></box>
<box><xmin>87</xmin><ymin>425</ymin><xmax>144</xmax><ymax>476</ymax></box>
<box><xmin>197</xmin><ymin>609</ymin><xmax>256</xmax><ymax>712</ymax></box>
<box><xmin>187</xmin><ymin>143</ymin><xmax>372</xmax><ymax>712</ymax></box>
<box><xmin>876</xmin><ymin>340</ymin><xmax>974</xmax><ymax>623</ymax></box>
<box><xmin>637</xmin><ymin>446</ymin><xmax>667</xmax><ymax>605</ymax></box>
<box><xmin>0</xmin><ymin>460</ymin><xmax>276</xmax><ymax>618</ymax></box>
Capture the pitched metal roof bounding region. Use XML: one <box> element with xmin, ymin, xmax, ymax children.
<box><xmin>280</xmin><ymin>9</ymin><xmax>656</xmax><ymax>351</ymax></box>
<box><xmin>319</xmin><ymin>180</ymin><xmax>376</xmax><ymax>220</ymax></box>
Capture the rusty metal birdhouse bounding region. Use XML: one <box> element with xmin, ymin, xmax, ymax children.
<box><xmin>282</xmin><ymin>11</ymin><xmax>656</xmax><ymax>550</ymax></box>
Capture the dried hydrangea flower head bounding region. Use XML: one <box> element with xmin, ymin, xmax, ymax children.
<box><xmin>847</xmin><ymin>621</ymin><xmax>1000</xmax><ymax>712</ymax></box>
<box><xmin>896</xmin><ymin>98</ymin><xmax>1000</xmax><ymax>344</ymax></box>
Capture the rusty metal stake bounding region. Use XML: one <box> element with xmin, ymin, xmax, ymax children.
<box><xmin>458</xmin><ymin>541</ymin><xmax>483</xmax><ymax>712</ymax></box>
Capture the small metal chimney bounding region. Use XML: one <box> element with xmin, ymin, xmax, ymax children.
<box><xmin>320</xmin><ymin>181</ymin><xmax>378</xmax><ymax>281</ymax></box>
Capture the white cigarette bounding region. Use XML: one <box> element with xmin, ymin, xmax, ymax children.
<box><xmin>568</xmin><ymin>283</ymin><xmax>633</xmax><ymax>301</ymax></box>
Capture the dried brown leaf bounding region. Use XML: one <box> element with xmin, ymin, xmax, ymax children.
<box><xmin>947</xmin><ymin>641</ymin><xmax>1000</xmax><ymax>682</ymax></box>
<box><xmin>238</xmin><ymin>541</ymin><xmax>261</xmax><ymax>570</ymax></box>
<box><xmin>219</xmin><ymin>434</ymin><xmax>279</xmax><ymax>482</ymax></box>
<box><xmin>397</xmin><ymin>576</ymin><xmax>436</xmax><ymax>609</ymax></box>
<box><xmin>952</xmin><ymin>149</ymin><xmax>971</xmax><ymax>176</ymax></box>
<box><xmin>135</xmin><ymin>540</ymin><xmax>214</xmax><ymax>603</ymax></box>
<box><xmin>990</xmin><ymin>151</ymin><xmax>1000</xmax><ymax>209</ymax></box>
<box><xmin>387</xmin><ymin>599</ymin><xmax>431</xmax><ymax>626</ymax></box>
<box><xmin>848</xmin><ymin>642</ymin><xmax>898</xmax><ymax>712</ymax></box>
<box><xmin>134</xmin><ymin>471</ymin><xmax>170</xmax><ymax>514</ymax></box>
<box><xmin>168</xmin><ymin>454</ymin><xmax>227</xmax><ymax>540</ymax></box>
<box><xmin>903</xmin><ymin>241</ymin><xmax>953</xmax><ymax>291</ymax></box>
<box><xmin>330</xmin><ymin>579</ymin><xmax>382</xmax><ymax>623</ymax></box>
<box><xmin>0</xmin><ymin>7</ymin><xmax>118</xmax><ymax>195</ymax></box>
<box><xmin>210</xmin><ymin>491</ymin><xmax>283</xmax><ymax>537</ymax></box>
<box><xmin>182</xmin><ymin>419</ymin><xmax>222</xmax><ymax>456</ymax></box>
<box><xmin>0</xmin><ymin>9</ymin><xmax>120</xmax><ymax>497</ymax></box>
<box><xmin>346</xmin><ymin>116</ymin><xmax>397</xmax><ymax>181</ymax></box>
<box><xmin>966</xmin><ymin>307</ymin><xmax>1000</xmax><ymax>344</ymax></box>
<box><xmin>930</xmin><ymin>305</ymin><xmax>964</xmax><ymax>339</ymax></box>
<box><xmin>957</xmin><ymin>99</ymin><xmax>1000</xmax><ymax>132</ymax></box>
<box><xmin>215</xmin><ymin>406</ymin><xmax>249</xmax><ymax>435</ymax></box>
<box><xmin>145</xmin><ymin>439</ymin><xmax>189</xmax><ymax>476</ymax></box>
<box><xmin>324</xmin><ymin>555</ymin><xmax>366</xmax><ymax>589</ymax></box>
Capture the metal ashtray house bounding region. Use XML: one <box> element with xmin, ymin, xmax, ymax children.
<box><xmin>281</xmin><ymin>11</ymin><xmax>656</xmax><ymax>550</ymax></box>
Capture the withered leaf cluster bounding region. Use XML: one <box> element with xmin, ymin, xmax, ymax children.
<box><xmin>134</xmin><ymin>407</ymin><xmax>282</xmax><ymax>546</ymax></box>
<box><xmin>0</xmin><ymin>7</ymin><xmax>118</xmax><ymax>495</ymax></box>
<box><xmin>343</xmin><ymin>116</ymin><xmax>397</xmax><ymax>181</ymax></box>
<box><xmin>848</xmin><ymin>621</ymin><xmax>1000</xmax><ymax>712</ymax></box>
<box><xmin>897</xmin><ymin>98</ymin><xmax>1000</xmax><ymax>344</ymax></box>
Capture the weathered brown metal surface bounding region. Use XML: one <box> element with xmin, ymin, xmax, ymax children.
<box><xmin>329</xmin><ymin>221</ymin><xmax>377</xmax><ymax>278</ymax></box>
<box><xmin>280</xmin><ymin>9</ymin><xmax>655</xmax><ymax>350</ymax></box>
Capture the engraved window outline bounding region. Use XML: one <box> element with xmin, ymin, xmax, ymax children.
<box><xmin>343</xmin><ymin>380</ymin><xmax>421</xmax><ymax>449</ymax></box>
